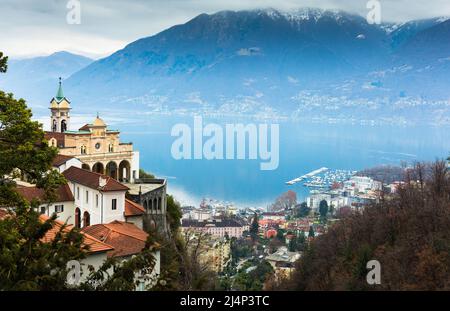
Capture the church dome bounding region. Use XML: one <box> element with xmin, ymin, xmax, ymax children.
<box><xmin>92</xmin><ymin>116</ymin><xmax>106</xmax><ymax>127</ymax></box>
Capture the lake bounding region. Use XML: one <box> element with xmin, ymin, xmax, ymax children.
<box><xmin>115</xmin><ymin>114</ymin><xmax>450</xmax><ymax>208</ymax></box>
<box><xmin>38</xmin><ymin>111</ymin><xmax>450</xmax><ymax>208</ymax></box>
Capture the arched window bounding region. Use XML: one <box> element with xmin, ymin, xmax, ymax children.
<box><xmin>52</xmin><ymin>119</ymin><xmax>57</xmax><ymax>132</ymax></box>
<box><xmin>83</xmin><ymin>211</ymin><xmax>90</xmax><ymax>228</ymax></box>
<box><xmin>80</xmin><ymin>145</ymin><xmax>86</xmax><ymax>154</ymax></box>
<box><xmin>75</xmin><ymin>208</ymin><xmax>81</xmax><ymax>229</ymax></box>
<box><xmin>108</xmin><ymin>143</ymin><xmax>114</xmax><ymax>152</ymax></box>
<box><xmin>61</xmin><ymin>120</ymin><xmax>67</xmax><ymax>132</ymax></box>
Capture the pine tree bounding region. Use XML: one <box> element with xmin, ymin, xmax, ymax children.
<box><xmin>319</xmin><ymin>200</ymin><xmax>328</xmax><ymax>218</ymax></box>
<box><xmin>308</xmin><ymin>226</ymin><xmax>315</xmax><ymax>238</ymax></box>
<box><xmin>250</xmin><ymin>213</ymin><xmax>259</xmax><ymax>242</ymax></box>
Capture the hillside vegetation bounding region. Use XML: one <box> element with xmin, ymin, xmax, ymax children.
<box><xmin>280</xmin><ymin>161</ymin><xmax>450</xmax><ymax>290</ymax></box>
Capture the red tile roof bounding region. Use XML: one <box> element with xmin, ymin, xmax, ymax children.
<box><xmin>39</xmin><ymin>214</ymin><xmax>114</xmax><ymax>253</ymax></box>
<box><xmin>62</xmin><ymin>166</ymin><xmax>129</xmax><ymax>192</ymax></box>
<box><xmin>16</xmin><ymin>184</ymin><xmax>74</xmax><ymax>203</ymax></box>
<box><xmin>44</xmin><ymin>131</ymin><xmax>65</xmax><ymax>148</ymax></box>
<box><xmin>0</xmin><ymin>210</ymin><xmax>113</xmax><ymax>254</ymax></box>
<box><xmin>82</xmin><ymin>221</ymin><xmax>148</xmax><ymax>258</ymax></box>
<box><xmin>52</xmin><ymin>154</ymin><xmax>75</xmax><ymax>167</ymax></box>
<box><xmin>124</xmin><ymin>199</ymin><xmax>145</xmax><ymax>217</ymax></box>
<box><xmin>78</xmin><ymin>124</ymin><xmax>91</xmax><ymax>131</ymax></box>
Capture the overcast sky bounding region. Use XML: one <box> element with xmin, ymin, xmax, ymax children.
<box><xmin>1</xmin><ymin>0</ymin><xmax>449</xmax><ymax>59</ymax></box>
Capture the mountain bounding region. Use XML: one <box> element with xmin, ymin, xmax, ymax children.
<box><xmin>66</xmin><ymin>9</ymin><xmax>394</xmax><ymax>112</ymax></box>
<box><xmin>2</xmin><ymin>9</ymin><xmax>450</xmax><ymax>124</ymax></box>
<box><xmin>388</xmin><ymin>17</ymin><xmax>448</xmax><ymax>50</ymax></box>
<box><xmin>0</xmin><ymin>51</ymin><xmax>92</xmax><ymax>111</ymax></box>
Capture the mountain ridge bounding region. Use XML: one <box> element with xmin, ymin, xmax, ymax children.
<box><xmin>1</xmin><ymin>8</ymin><xmax>449</xmax><ymax>124</ymax></box>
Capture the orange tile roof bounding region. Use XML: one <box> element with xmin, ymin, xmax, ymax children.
<box><xmin>39</xmin><ymin>214</ymin><xmax>114</xmax><ymax>254</ymax></box>
<box><xmin>63</xmin><ymin>166</ymin><xmax>129</xmax><ymax>192</ymax></box>
<box><xmin>16</xmin><ymin>184</ymin><xmax>74</xmax><ymax>203</ymax></box>
<box><xmin>0</xmin><ymin>210</ymin><xmax>113</xmax><ymax>254</ymax></box>
<box><xmin>82</xmin><ymin>221</ymin><xmax>148</xmax><ymax>258</ymax></box>
<box><xmin>124</xmin><ymin>199</ymin><xmax>145</xmax><ymax>217</ymax></box>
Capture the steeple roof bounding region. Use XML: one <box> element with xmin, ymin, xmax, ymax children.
<box><xmin>55</xmin><ymin>77</ymin><xmax>64</xmax><ymax>102</ymax></box>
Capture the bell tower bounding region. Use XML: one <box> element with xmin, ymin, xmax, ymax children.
<box><xmin>50</xmin><ymin>77</ymin><xmax>71</xmax><ymax>132</ymax></box>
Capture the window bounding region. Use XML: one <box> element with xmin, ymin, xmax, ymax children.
<box><xmin>112</xmin><ymin>198</ymin><xmax>117</xmax><ymax>210</ymax></box>
<box><xmin>55</xmin><ymin>205</ymin><xmax>64</xmax><ymax>213</ymax></box>
<box><xmin>108</xmin><ymin>144</ymin><xmax>113</xmax><ymax>152</ymax></box>
<box><xmin>96</xmin><ymin>194</ymin><xmax>99</xmax><ymax>207</ymax></box>
<box><xmin>81</xmin><ymin>145</ymin><xmax>87</xmax><ymax>154</ymax></box>
<box><xmin>40</xmin><ymin>206</ymin><xmax>46</xmax><ymax>214</ymax></box>
<box><xmin>61</xmin><ymin>120</ymin><xmax>67</xmax><ymax>132</ymax></box>
<box><xmin>77</xmin><ymin>187</ymin><xmax>80</xmax><ymax>200</ymax></box>
<box><xmin>85</xmin><ymin>191</ymin><xmax>89</xmax><ymax>203</ymax></box>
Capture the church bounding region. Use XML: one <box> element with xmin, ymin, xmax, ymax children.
<box><xmin>45</xmin><ymin>78</ymin><xmax>139</xmax><ymax>183</ymax></box>
<box><xmin>43</xmin><ymin>79</ymin><xmax>168</xmax><ymax>234</ymax></box>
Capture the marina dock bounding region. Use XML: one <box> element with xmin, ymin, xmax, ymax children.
<box><xmin>285</xmin><ymin>167</ymin><xmax>329</xmax><ymax>185</ymax></box>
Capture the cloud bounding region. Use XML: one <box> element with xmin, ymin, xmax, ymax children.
<box><xmin>1</xmin><ymin>0</ymin><xmax>450</xmax><ymax>58</ymax></box>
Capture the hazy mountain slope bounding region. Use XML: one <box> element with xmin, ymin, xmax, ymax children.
<box><xmin>2</xmin><ymin>9</ymin><xmax>449</xmax><ymax>123</ymax></box>
<box><xmin>0</xmin><ymin>51</ymin><xmax>92</xmax><ymax>109</ymax></box>
<box><xmin>66</xmin><ymin>9</ymin><xmax>400</xmax><ymax>110</ymax></box>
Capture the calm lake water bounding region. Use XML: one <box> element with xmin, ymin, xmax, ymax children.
<box><xmin>110</xmin><ymin>114</ymin><xmax>450</xmax><ymax>208</ymax></box>
<box><xmin>37</xmin><ymin>111</ymin><xmax>450</xmax><ymax>208</ymax></box>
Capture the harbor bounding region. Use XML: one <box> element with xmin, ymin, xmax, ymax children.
<box><xmin>285</xmin><ymin>167</ymin><xmax>329</xmax><ymax>185</ymax></box>
<box><xmin>286</xmin><ymin>168</ymin><xmax>356</xmax><ymax>190</ymax></box>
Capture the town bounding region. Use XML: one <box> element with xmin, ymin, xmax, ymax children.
<box><xmin>1</xmin><ymin>80</ymin><xmax>409</xmax><ymax>290</ymax></box>
<box><xmin>179</xmin><ymin>165</ymin><xmax>405</xmax><ymax>290</ymax></box>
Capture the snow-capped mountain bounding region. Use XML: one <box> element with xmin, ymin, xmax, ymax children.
<box><xmin>2</xmin><ymin>8</ymin><xmax>450</xmax><ymax>123</ymax></box>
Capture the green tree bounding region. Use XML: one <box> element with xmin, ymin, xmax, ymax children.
<box><xmin>276</xmin><ymin>229</ymin><xmax>285</xmax><ymax>242</ymax></box>
<box><xmin>297</xmin><ymin>233</ymin><xmax>307</xmax><ymax>251</ymax></box>
<box><xmin>0</xmin><ymin>94</ymin><xmax>65</xmax><ymax>207</ymax></box>
<box><xmin>288</xmin><ymin>237</ymin><xmax>298</xmax><ymax>252</ymax></box>
<box><xmin>80</xmin><ymin>238</ymin><xmax>158</xmax><ymax>291</ymax></box>
<box><xmin>308</xmin><ymin>226</ymin><xmax>315</xmax><ymax>238</ymax></box>
<box><xmin>319</xmin><ymin>200</ymin><xmax>328</xmax><ymax>219</ymax></box>
<box><xmin>296</xmin><ymin>202</ymin><xmax>311</xmax><ymax>218</ymax></box>
<box><xmin>0</xmin><ymin>205</ymin><xmax>87</xmax><ymax>290</ymax></box>
<box><xmin>139</xmin><ymin>168</ymin><xmax>155</xmax><ymax>179</ymax></box>
<box><xmin>0</xmin><ymin>52</ymin><xmax>7</xmax><ymax>73</ymax></box>
<box><xmin>233</xmin><ymin>260</ymin><xmax>274</xmax><ymax>290</ymax></box>
<box><xmin>250</xmin><ymin>213</ymin><xmax>259</xmax><ymax>242</ymax></box>
<box><xmin>166</xmin><ymin>194</ymin><xmax>182</xmax><ymax>233</ymax></box>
